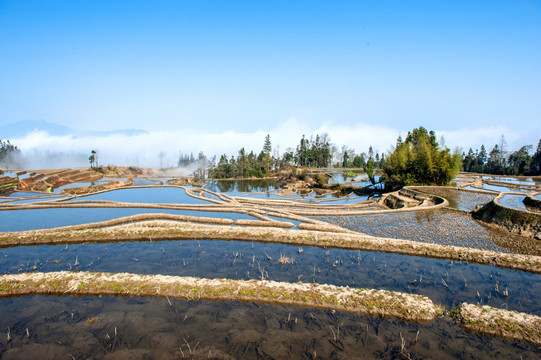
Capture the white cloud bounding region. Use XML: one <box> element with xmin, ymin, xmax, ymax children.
<box><xmin>10</xmin><ymin>120</ymin><xmax>534</xmax><ymax>169</ymax></box>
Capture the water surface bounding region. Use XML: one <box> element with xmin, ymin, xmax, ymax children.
<box><xmin>0</xmin><ymin>208</ymin><xmax>257</xmax><ymax>232</ymax></box>
<box><xmin>1</xmin><ymin>240</ymin><xmax>539</xmax><ymax>314</ymax></box>
<box><xmin>1</xmin><ymin>296</ymin><xmax>539</xmax><ymax>359</ymax></box>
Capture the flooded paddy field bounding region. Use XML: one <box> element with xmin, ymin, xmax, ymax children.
<box><xmin>0</xmin><ymin>195</ymin><xmax>66</xmax><ymax>205</ymax></box>
<box><xmin>0</xmin><ymin>208</ymin><xmax>259</xmax><ymax>232</ymax></box>
<box><xmin>412</xmin><ymin>187</ymin><xmax>495</xmax><ymax>211</ymax></box>
<box><xmin>203</xmin><ymin>179</ymin><xmax>279</xmax><ymax>194</ymax></box>
<box><xmin>499</xmin><ymin>194</ymin><xmax>528</xmax><ymax>211</ymax></box>
<box><xmin>69</xmin><ymin>186</ymin><xmax>214</xmax><ymax>205</ymax></box>
<box><xmin>0</xmin><ymin>191</ymin><xmax>44</xmax><ymax>198</ymax></box>
<box><xmin>311</xmin><ymin>209</ymin><xmax>514</xmax><ymax>253</ymax></box>
<box><xmin>1</xmin><ymin>173</ymin><xmax>541</xmax><ymax>358</ymax></box>
<box><xmin>482</xmin><ymin>183</ymin><xmax>534</xmax><ymax>194</ymax></box>
<box><xmin>1</xmin><ymin>240</ymin><xmax>540</xmax><ymax>314</ymax></box>
<box><xmin>2</xmin><ymin>296</ymin><xmax>540</xmax><ymax>360</ymax></box>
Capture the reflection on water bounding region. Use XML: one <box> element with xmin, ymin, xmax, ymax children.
<box><xmin>72</xmin><ymin>186</ymin><xmax>212</xmax><ymax>205</ymax></box>
<box><xmin>428</xmin><ymin>189</ymin><xmax>494</xmax><ymax>211</ymax></box>
<box><xmin>204</xmin><ymin>180</ymin><xmax>279</xmax><ymax>194</ymax></box>
<box><xmin>0</xmin><ymin>295</ymin><xmax>540</xmax><ymax>359</ymax></box>
<box><xmin>482</xmin><ymin>183</ymin><xmax>533</xmax><ymax>193</ymax></box>
<box><xmin>482</xmin><ymin>176</ymin><xmax>541</xmax><ymax>186</ymax></box>
<box><xmin>499</xmin><ymin>194</ymin><xmax>527</xmax><ymax>211</ymax></box>
<box><xmin>2</xmin><ymin>178</ymin><xmax>541</xmax><ymax>357</ymax></box>
<box><xmin>1</xmin><ymin>240</ymin><xmax>540</xmax><ymax>314</ymax></box>
<box><xmin>312</xmin><ymin>210</ymin><xmax>510</xmax><ymax>253</ymax></box>
<box><xmin>0</xmin><ymin>208</ymin><xmax>257</xmax><ymax>232</ymax></box>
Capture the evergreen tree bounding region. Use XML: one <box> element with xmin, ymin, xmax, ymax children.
<box><xmin>486</xmin><ymin>145</ymin><xmax>502</xmax><ymax>174</ymax></box>
<box><xmin>342</xmin><ymin>151</ymin><xmax>350</xmax><ymax>168</ymax></box>
<box><xmin>383</xmin><ymin>127</ymin><xmax>461</xmax><ymax>190</ymax></box>
<box><xmin>462</xmin><ymin>148</ymin><xmax>475</xmax><ymax>172</ymax></box>
<box><xmin>478</xmin><ymin>145</ymin><xmax>487</xmax><ymax>167</ymax></box>
<box><xmin>530</xmin><ymin>139</ymin><xmax>541</xmax><ymax>175</ymax></box>
<box><xmin>507</xmin><ymin>145</ymin><xmax>532</xmax><ymax>175</ymax></box>
<box><xmin>263</xmin><ymin>134</ymin><xmax>272</xmax><ymax>154</ymax></box>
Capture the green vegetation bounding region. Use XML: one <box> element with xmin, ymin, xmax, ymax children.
<box><xmin>209</xmin><ymin>133</ymin><xmax>336</xmax><ymax>179</ymax></box>
<box><xmin>88</xmin><ymin>149</ymin><xmax>98</xmax><ymax>168</ymax></box>
<box><xmin>383</xmin><ymin>127</ymin><xmax>462</xmax><ymax>191</ymax></box>
<box><xmin>462</xmin><ymin>136</ymin><xmax>541</xmax><ymax>175</ymax></box>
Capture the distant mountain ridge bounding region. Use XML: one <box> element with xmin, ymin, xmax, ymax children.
<box><xmin>0</xmin><ymin>120</ymin><xmax>148</xmax><ymax>139</ymax></box>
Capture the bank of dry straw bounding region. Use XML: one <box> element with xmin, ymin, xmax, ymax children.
<box><xmin>452</xmin><ymin>303</ymin><xmax>541</xmax><ymax>346</ymax></box>
<box><xmin>0</xmin><ymin>271</ymin><xmax>441</xmax><ymax>322</ymax></box>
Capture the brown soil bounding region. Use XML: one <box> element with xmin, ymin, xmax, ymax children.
<box><xmin>17</xmin><ymin>169</ymin><xmax>103</xmax><ymax>192</ymax></box>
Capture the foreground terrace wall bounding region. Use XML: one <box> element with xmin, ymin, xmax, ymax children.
<box><xmin>452</xmin><ymin>303</ymin><xmax>541</xmax><ymax>346</ymax></box>
<box><xmin>2</xmin><ymin>272</ymin><xmax>540</xmax><ymax>346</ymax></box>
<box><xmin>473</xmin><ymin>195</ymin><xmax>541</xmax><ymax>239</ymax></box>
<box><xmin>0</xmin><ymin>271</ymin><xmax>441</xmax><ymax>322</ymax></box>
<box><xmin>523</xmin><ymin>193</ymin><xmax>541</xmax><ymax>210</ymax></box>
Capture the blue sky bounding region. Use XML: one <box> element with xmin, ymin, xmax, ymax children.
<box><xmin>0</xmin><ymin>1</ymin><xmax>540</xmax><ymax>167</ymax></box>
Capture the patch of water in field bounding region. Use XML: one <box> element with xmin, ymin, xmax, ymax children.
<box><xmin>237</xmin><ymin>192</ymin><xmax>288</xmax><ymax>200</ymax></box>
<box><xmin>0</xmin><ymin>195</ymin><xmax>65</xmax><ymax>204</ymax></box>
<box><xmin>2</xmin><ymin>191</ymin><xmax>42</xmax><ymax>198</ymax></box>
<box><xmin>204</xmin><ymin>180</ymin><xmax>279</xmax><ymax>194</ymax></box>
<box><xmin>481</xmin><ymin>176</ymin><xmax>540</xmax><ymax>186</ymax></box>
<box><xmin>482</xmin><ymin>183</ymin><xmax>533</xmax><ymax>193</ymax></box>
<box><xmin>449</xmin><ymin>191</ymin><xmax>495</xmax><ymax>211</ymax></box>
<box><xmin>54</xmin><ymin>181</ymin><xmax>109</xmax><ymax>192</ymax></box>
<box><xmin>1</xmin><ymin>240</ymin><xmax>539</xmax><ymax>314</ymax></box>
<box><xmin>312</xmin><ymin>210</ymin><xmax>510</xmax><ymax>252</ymax></box>
<box><xmin>414</xmin><ymin>188</ymin><xmax>495</xmax><ymax>211</ymax></box>
<box><xmin>132</xmin><ymin>178</ymin><xmax>162</xmax><ymax>186</ymax></box>
<box><xmin>330</xmin><ymin>173</ymin><xmax>358</xmax><ymax>184</ymax></box>
<box><xmin>0</xmin><ymin>208</ymin><xmax>258</xmax><ymax>232</ymax></box>
<box><xmin>499</xmin><ymin>194</ymin><xmax>528</xmax><ymax>211</ymax></box>
<box><xmin>0</xmin><ymin>296</ymin><xmax>539</xmax><ymax>359</ymax></box>
<box><xmin>69</xmin><ymin>186</ymin><xmax>213</xmax><ymax>205</ymax></box>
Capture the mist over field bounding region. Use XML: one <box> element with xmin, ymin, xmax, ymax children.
<box><xmin>4</xmin><ymin>118</ymin><xmax>526</xmax><ymax>170</ymax></box>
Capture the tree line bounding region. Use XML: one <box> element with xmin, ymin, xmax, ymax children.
<box><xmin>204</xmin><ymin>133</ymin><xmax>386</xmax><ymax>179</ymax></box>
<box><xmin>462</xmin><ymin>137</ymin><xmax>541</xmax><ymax>176</ymax></box>
<box><xmin>0</xmin><ymin>140</ymin><xmax>22</xmax><ymax>168</ymax></box>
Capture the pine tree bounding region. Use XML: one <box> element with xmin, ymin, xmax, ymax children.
<box><xmin>263</xmin><ymin>134</ymin><xmax>272</xmax><ymax>154</ymax></box>
<box><xmin>383</xmin><ymin>127</ymin><xmax>461</xmax><ymax>190</ymax></box>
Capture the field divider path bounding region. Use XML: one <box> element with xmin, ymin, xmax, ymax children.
<box><xmin>451</xmin><ymin>303</ymin><xmax>541</xmax><ymax>346</ymax></box>
<box><xmin>0</xmin><ymin>271</ymin><xmax>442</xmax><ymax>322</ymax></box>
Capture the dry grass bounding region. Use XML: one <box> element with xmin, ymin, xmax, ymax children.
<box><xmin>452</xmin><ymin>303</ymin><xmax>541</xmax><ymax>346</ymax></box>
<box><xmin>0</xmin><ymin>271</ymin><xmax>442</xmax><ymax>322</ymax></box>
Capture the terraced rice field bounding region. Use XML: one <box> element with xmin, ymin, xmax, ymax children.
<box><xmin>0</xmin><ymin>173</ymin><xmax>540</xmax><ymax>359</ymax></box>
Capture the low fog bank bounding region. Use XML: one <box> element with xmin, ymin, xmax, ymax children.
<box><xmin>4</xmin><ymin>118</ymin><xmax>525</xmax><ymax>170</ymax></box>
<box><xmin>5</xmin><ymin>119</ymin><xmax>400</xmax><ymax>170</ymax></box>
